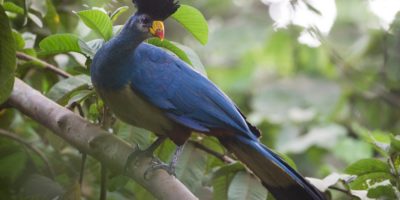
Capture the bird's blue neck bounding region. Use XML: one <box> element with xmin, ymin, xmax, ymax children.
<box><xmin>106</xmin><ymin>15</ymin><xmax>148</xmax><ymax>55</ymax></box>
<box><xmin>91</xmin><ymin>15</ymin><xmax>148</xmax><ymax>89</ymax></box>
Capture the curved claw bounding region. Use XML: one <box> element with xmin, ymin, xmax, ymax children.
<box><xmin>144</xmin><ymin>160</ymin><xmax>176</xmax><ymax>179</ymax></box>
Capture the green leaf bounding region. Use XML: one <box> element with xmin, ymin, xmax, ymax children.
<box><xmin>352</xmin><ymin>124</ymin><xmax>391</xmax><ymax>156</ymax></box>
<box><xmin>44</xmin><ymin>0</ymin><xmax>60</xmax><ymax>33</ymax></box>
<box><xmin>228</xmin><ymin>171</ymin><xmax>268</xmax><ymax>200</ymax></box>
<box><xmin>367</xmin><ymin>184</ymin><xmax>397</xmax><ymax>200</ymax></box>
<box><xmin>79</xmin><ymin>39</ymin><xmax>105</xmax><ymax>58</ymax></box>
<box><xmin>172</xmin><ymin>5</ymin><xmax>208</xmax><ymax>45</ymax></box>
<box><xmin>108</xmin><ymin>175</ymin><xmax>129</xmax><ymax>192</ymax></box>
<box><xmin>148</xmin><ymin>38</ymin><xmax>208</xmax><ymax>76</ymax></box>
<box><xmin>46</xmin><ymin>75</ymin><xmax>91</xmax><ymax>105</ymax></box>
<box><xmin>172</xmin><ymin>42</ymin><xmax>207</xmax><ymax>76</ymax></box>
<box><xmin>211</xmin><ymin>162</ymin><xmax>245</xmax><ymax>180</ymax></box>
<box><xmin>20</xmin><ymin>174</ymin><xmax>64</xmax><ymax>200</ymax></box>
<box><xmin>213</xmin><ymin>174</ymin><xmax>231</xmax><ymax>200</ymax></box>
<box><xmin>147</xmin><ymin>38</ymin><xmax>192</xmax><ymax>65</ymax></box>
<box><xmin>390</xmin><ymin>135</ymin><xmax>400</xmax><ymax>152</ymax></box>
<box><xmin>3</xmin><ymin>2</ymin><xmax>24</xmax><ymax>15</ymax></box>
<box><xmin>349</xmin><ymin>172</ymin><xmax>393</xmax><ymax>190</ymax></box>
<box><xmin>175</xmin><ymin>143</ymin><xmax>207</xmax><ymax>191</ymax></box>
<box><xmin>154</xmin><ymin>139</ymin><xmax>175</xmax><ymax>162</ymax></box>
<box><xmin>0</xmin><ymin>5</ymin><xmax>16</xmax><ymax>104</ymax></box>
<box><xmin>66</xmin><ymin>89</ymin><xmax>94</xmax><ymax>107</ymax></box>
<box><xmin>12</xmin><ymin>30</ymin><xmax>25</xmax><ymax>50</ymax></box>
<box><xmin>39</xmin><ymin>34</ymin><xmax>82</xmax><ymax>55</ymax></box>
<box><xmin>333</xmin><ymin>138</ymin><xmax>373</xmax><ymax>164</ymax></box>
<box><xmin>0</xmin><ymin>151</ymin><xmax>27</xmax><ymax>182</ymax></box>
<box><xmin>111</xmin><ymin>6</ymin><xmax>129</xmax><ymax>22</ymax></box>
<box><xmin>76</xmin><ymin>9</ymin><xmax>113</xmax><ymax>41</ymax></box>
<box><xmin>345</xmin><ymin>159</ymin><xmax>390</xmax><ymax>176</ymax></box>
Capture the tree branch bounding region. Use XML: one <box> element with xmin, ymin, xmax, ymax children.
<box><xmin>16</xmin><ymin>52</ymin><xmax>72</xmax><ymax>78</ymax></box>
<box><xmin>8</xmin><ymin>78</ymin><xmax>197</xmax><ymax>200</ymax></box>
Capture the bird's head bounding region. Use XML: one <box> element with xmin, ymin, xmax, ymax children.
<box><xmin>131</xmin><ymin>0</ymin><xmax>179</xmax><ymax>41</ymax></box>
<box><xmin>132</xmin><ymin>14</ymin><xmax>165</xmax><ymax>40</ymax></box>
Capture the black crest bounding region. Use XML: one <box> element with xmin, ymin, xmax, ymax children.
<box><xmin>133</xmin><ymin>0</ymin><xmax>180</xmax><ymax>20</ymax></box>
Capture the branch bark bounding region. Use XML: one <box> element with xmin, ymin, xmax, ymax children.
<box><xmin>16</xmin><ymin>52</ymin><xmax>72</xmax><ymax>78</ymax></box>
<box><xmin>7</xmin><ymin>78</ymin><xmax>197</xmax><ymax>200</ymax></box>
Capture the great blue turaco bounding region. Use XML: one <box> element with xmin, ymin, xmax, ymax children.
<box><xmin>90</xmin><ymin>0</ymin><xmax>326</xmax><ymax>199</ymax></box>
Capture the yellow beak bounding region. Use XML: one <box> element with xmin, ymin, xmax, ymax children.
<box><xmin>149</xmin><ymin>21</ymin><xmax>165</xmax><ymax>41</ymax></box>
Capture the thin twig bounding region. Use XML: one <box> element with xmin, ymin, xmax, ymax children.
<box><xmin>16</xmin><ymin>52</ymin><xmax>72</xmax><ymax>78</ymax></box>
<box><xmin>99</xmin><ymin>106</ymin><xmax>113</xmax><ymax>200</ymax></box>
<box><xmin>0</xmin><ymin>128</ymin><xmax>55</xmax><ymax>179</ymax></box>
<box><xmin>79</xmin><ymin>153</ymin><xmax>87</xmax><ymax>185</ymax></box>
<box><xmin>189</xmin><ymin>140</ymin><xmax>235</xmax><ymax>164</ymax></box>
<box><xmin>100</xmin><ymin>163</ymin><xmax>108</xmax><ymax>200</ymax></box>
<box><xmin>67</xmin><ymin>102</ymin><xmax>88</xmax><ymax>187</ymax></box>
<box><xmin>329</xmin><ymin>186</ymin><xmax>358</xmax><ymax>198</ymax></box>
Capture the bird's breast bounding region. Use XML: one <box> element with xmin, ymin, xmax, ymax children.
<box><xmin>96</xmin><ymin>84</ymin><xmax>174</xmax><ymax>135</ymax></box>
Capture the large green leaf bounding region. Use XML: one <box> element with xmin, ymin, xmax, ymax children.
<box><xmin>76</xmin><ymin>9</ymin><xmax>113</xmax><ymax>41</ymax></box>
<box><xmin>3</xmin><ymin>2</ymin><xmax>24</xmax><ymax>15</ymax></box>
<box><xmin>172</xmin><ymin>5</ymin><xmax>208</xmax><ymax>45</ymax></box>
<box><xmin>172</xmin><ymin>42</ymin><xmax>207</xmax><ymax>76</ymax></box>
<box><xmin>211</xmin><ymin>163</ymin><xmax>245</xmax><ymax>200</ymax></box>
<box><xmin>148</xmin><ymin>38</ymin><xmax>207</xmax><ymax>76</ymax></box>
<box><xmin>46</xmin><ymin>75</ymin><xmax>91</xmax><ymax>105</ymax></box>
<box><xmin>12</xmin><ymin>30</ymin><xmax>25</xmax><ymax>50</ymax></box>
<box><xmin>345</xmin><ymin>158</ymin><xmax>390</xmax><ymax>176</ymax></box>
<box><xmin>349</xmin><ymin>172</ymin><xmax>394</xmax><ymax>190</ymax></box>
<box><xmin>79</xmin><ymin>39</ymin><xmax>105</xmax><ymax>59</ymax></box>
<box><xmin>0</xmin><ymin>5</ymin><xmax>16</xmax><ymax>104</ymax></box>
<box><xmin>228</xmin><ymin>171</ymin><xmax>268</xmax><ymax>200</ymax></box>
<box><xmin>213</xmin><ymin>175</ymin><xmax>230</xmax><ymax>200</ymax></box>
<box><xmin>20</xmin><ymin>174</ymin><xmax>64</xmax><ymax>200</ymax></box>
<box><xmin>175</xmin><ymin>143</ymin><xmax>207</xmax><ymax>191</ymax></box>
<box><xmin>0</xmin><ymin>150</ymin><xmax>27</xmax><ymax>182</ymax></box>
<box><xmin>147</xmin><ymin>38</ymin><xmax>192</xmax><ymax>65</ymax></box>
<box><xmin>367</xmin><ymin>184</ymin><xmax>397</xmax><ymax>200</ymax></box>
<box><xmin>44</xmin><ymin>0</ymin><xmax>60</xmax><ymax>33</ymax></box>
<box><xmin>39</xmin><ymin>34</ymin><xmax>82</xmax><ymax>55</ymax></box>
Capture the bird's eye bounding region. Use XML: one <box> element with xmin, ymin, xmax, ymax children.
<box><xmin>141</xmin><ymin>17</ymin><xmax>151</xmax><ymax>25</ymax></box>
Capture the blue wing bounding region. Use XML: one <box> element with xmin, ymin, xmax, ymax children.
<box><xmin>130</xmin><ymin>43</ymin><xmax>257</xmax><ymax>140</ymax></box>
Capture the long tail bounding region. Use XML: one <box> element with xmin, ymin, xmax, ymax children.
<box><xmin>219</xmin><ymin>135</ymin><xmax>325</xmax><ymax>200</ymax></box>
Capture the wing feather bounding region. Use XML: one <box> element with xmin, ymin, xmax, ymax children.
<box><xmin>130</xmin><ymin>43</ymin><xmax>257</xmax><ymax>140</ymax></box>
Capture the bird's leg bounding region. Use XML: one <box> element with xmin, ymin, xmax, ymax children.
<box><xmin>144</xmin><ymin>143</ymin><xmax>186</xmax><ymax>178</ymax></box>
<box><xmin>124</xmin><ymin>136</ymin><xmax>166</xmax><ymax>173</ymax></box>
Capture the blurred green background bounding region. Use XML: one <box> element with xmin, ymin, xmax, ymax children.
<box><xmin>1</xmin><ymin>0</ymin><xmax>400</xmax><ymax>199</ymax></box>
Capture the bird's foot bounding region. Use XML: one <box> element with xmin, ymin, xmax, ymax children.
<box><xmin>124</xmin><ymin>137</ymin><xmax>166</xmax><ymax>174</ymax></box>
<box><xmin>143</xmin><ymin>144</ymin><xmax>185</xmax><ymax>178</ymax></box>
<box><xmin>144</xmin><ymin>159</ymin><xmax>176</xmax><ymax>179</ymax></box>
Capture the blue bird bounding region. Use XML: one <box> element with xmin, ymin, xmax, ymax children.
<box><xmin>90</xmin><ymin>0</ymin><xmax>325</xmax><ymax>199</ymax></box>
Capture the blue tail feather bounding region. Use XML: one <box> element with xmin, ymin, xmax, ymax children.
<box><xmin>219</xmin><ymin>135</ymin><xmax>325</xmax><ymax>200</ymax></box>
